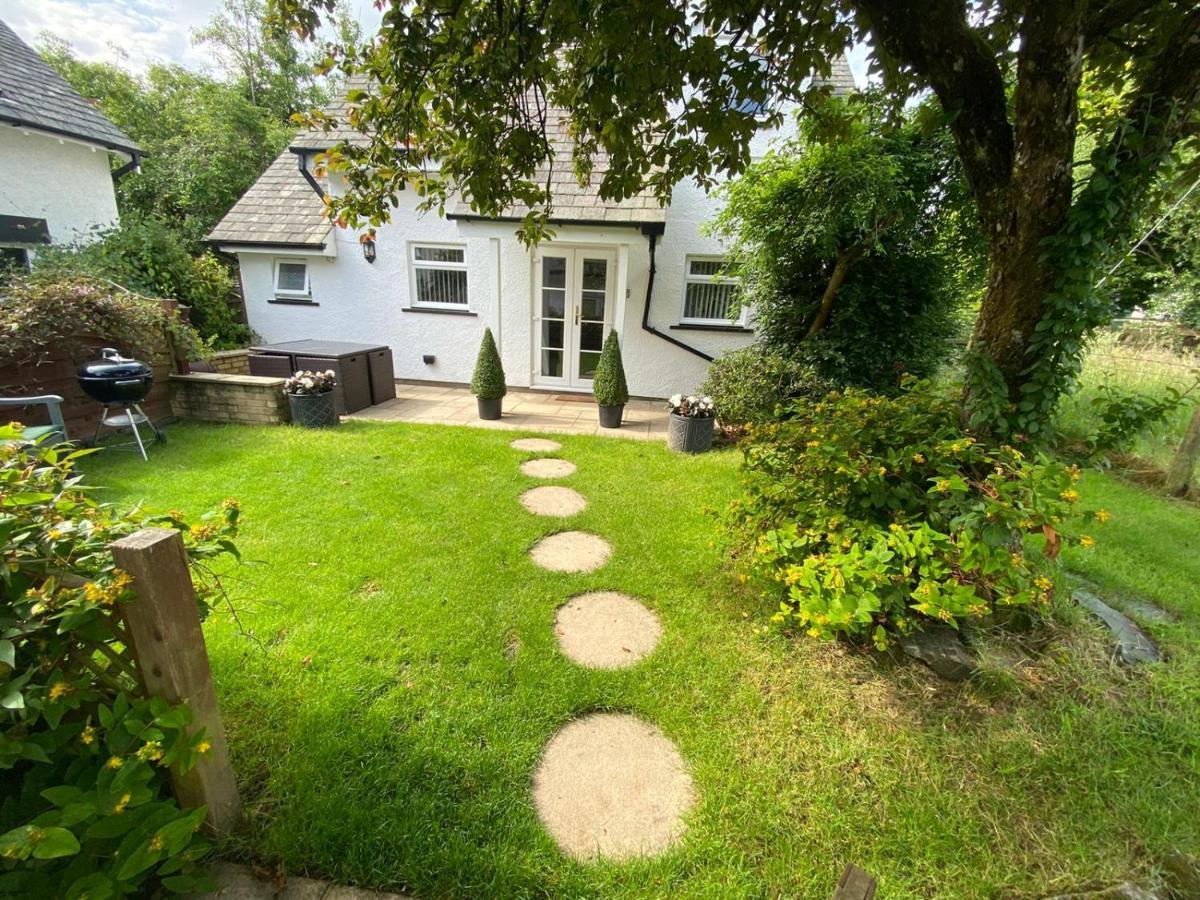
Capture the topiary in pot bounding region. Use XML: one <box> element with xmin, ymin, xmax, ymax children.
<box><xmin>471</xmin><ymin>327</ymin><xmax>507</xmax><ymax>419</ymax></box>
<box><xmin>593</xmin><ymin>329</ymin><xmax>629</xmax><ymax>428</ymax></box>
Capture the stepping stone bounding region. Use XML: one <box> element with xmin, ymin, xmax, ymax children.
<box><xmin>529</xmin><ymin>531</ymin><xmax>610</xmax><ymax>573</ymax></box>
<box><xmin>511</xmin><ymin>437</ymin><xmax>562</xmax><ymax>452</ymax></box>
<box><xmin>555</xmin><ymin>592</ymin><xmax>662</xmax><ymax>669</ymax></box>
<box><xmin>520</xmin><ymin>486</ymin><xmax>587</xmax><ymax>517</ymax></box>
<box><xmin>532</xmin><ymin>712</ymin><xmax>695</xmax><ymax>861</ymax></box>
<box><xmin>897</xmin><ymin>625</ymin><xmax>977</xmax><ymax>681</ymax></box>
<box><xmin>1074</xmin><ymin>589</ymin><xmax>1160</xmax><ymax>664</ymax></box>
<box><xmin>521</xmin><ymin>458</ymin><xmax>577</xmax><ymax>479</ymax></box>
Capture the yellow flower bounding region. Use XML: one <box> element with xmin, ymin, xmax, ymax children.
<box><xmin>112</xmin><ymin>792</ymin><xmax>131</xmax><ymax>814</ymax></box>
<box><xmin>1010</xmin><ymin>552</ymin><xmax>1024</xmax><ymax>566</ymax></box>
<box><xmin>1096</xmin><ymin>509</ymin><xmax>1111</xmax><ymax>523</ymax></box>
<box><xmin>197</xmin><ymin>739</ymin><xmax>212</xmax><ymax>755</ymax></box>
<box><xmin>888</xmin><ymin>523</ymin><xmax>903</xmax><ymax>532</ymax></box>
<box><xmin>1034</xmin><ymin>576</ymin><xmax>1053</xmax><ymax>591</ymax></box>
<box><xmin>83</xmin><ymin>582</ymin><xmax>106</xmax><ymax>603</ymax></box>
<box><xmin>222</xmin><ymin>498</ymin><xmax>240</xmax><ymax>511</ymax></box>
<box><xmin>148</xmin><ymin>835</ymin><xmax>165</xmax><ymax>852</ymax></box>
<box><xmin>1079</xmin><ymin>535</ymin><xmax>1095</xmax><ymax>547</ymax></box>
<box><xmin>81</xmin><ymin>726</ymin><xmax>96</xmax><ymax>746</ymax></box>
<box><xmin>876</xmin><ymin>466</ymin><xmax>888</xmax><ymax>477</ymax></box>
<box><xmin>190</xmin><ymin>523</ymin><xmax>217</xmax><ymax>541</ymax></box>
<box><xmin>1070</xmin><ymin>465</ymin><xmax>1082</xmax><ymax>482</ymax></box>
<box><xmin>47</xmin><ymin>528</ymin><xmax>63</xmax><ymax>540</ymax></box>
<box><xmin>48</xmin><ymin>682</ymin><xmax>71</xmax><ymax>702</ymax></box>
<box><xmin>1060</xmin><ymin>489</ymin><xmax>1079</xmax><ymax>503</ymax></box>
<box><xmin>137</xmin><ymin>741</ymin><xmax>164</xmax><ymax>762</ymax></box>
<box><xmin>805</xmin><ymin>440</ymin><xmax>821</xmax><ymax>449</ymax></box>
<box><xmin>911</xmin><ymin>453</ymin><xmax>926</xmax><ymax>464</ymax></box>
<box><xmin>106</xmin><ymin>755</ymin><xmax>124</xmax><ymax>770</ymax></box>
<box><xmin>935</xmin><ymin>479</ymin><xmax>951</xmax><ymax>492</ymax></box>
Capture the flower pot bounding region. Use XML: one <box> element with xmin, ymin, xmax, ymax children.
<box><xmin>598</xmin><ymin>403</ymin><xmax>624</xmax><ymax>428</ymax></box>
<box><xmin>477</xmin><ymin>397</ymin><xmax>502</xmax><ymax>420</ymax></box>
<box><xmin>287</xmin><ymin>391</ymin><xmax>339</xmax><ymax>428</ymax></box>
<box><xmin>667</xmin><ymin>413</ymin><xmax>714</xmax><ymax>453</ymax></box>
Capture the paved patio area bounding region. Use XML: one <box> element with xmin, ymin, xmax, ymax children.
<box><xmin>351</xmin><ymin>383</ymin><xmax>669</xmax><ymax>440</ymax></box>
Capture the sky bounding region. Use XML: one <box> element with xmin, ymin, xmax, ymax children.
<box><xmin>1</xmin><ymin>1</ymin><xmax>871</xmax><ymax>84</ymax></box>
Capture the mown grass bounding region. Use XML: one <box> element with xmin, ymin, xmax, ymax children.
<box><xmin>82</xmin><ymin>423</ymin><xmax>1199</xmax><ymax>899</ymax></box>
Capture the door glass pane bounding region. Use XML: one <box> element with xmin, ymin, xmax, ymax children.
<box><xmin>542</xmin><ymin>256</ymin><xmax>566</xmax><ymax>289</ymax></box>
<box><xmin>542</xmin><ymin>288</ymin><xmax>565</xmax><ymax>319</ymax></box>
<box><xmin>580</xmin><ymin>322</ymin><xmax>604</xmax><ymax>352</ymax></box>
<box><xmin>542</xmin><ymin>320</ymin><xmax>564</xmax><ymax>349</ymax></box>
<box><xmin>542</xmin><ymin>349</ymin><xmax>563</xmax><ymax>378</ymax></box>
<box><xmin>581</xmin><ymin>291</ymin><xmax>606</xmax><ymax>321</ymax></box>
<box><xmin>577</xmin><ymin>351</ymin><xmax>601</xmax><ymax>378</ymax></box>
<box><xmin>581</xmin><ymin>258</ymin><xmax>607</xmax><ymax>291</ymax></box>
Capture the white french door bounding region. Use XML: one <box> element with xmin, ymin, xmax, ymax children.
<box><xmin>533</xmin><ymin>247</ymin><xmax>617</xmax><ymax>388</ymax></box>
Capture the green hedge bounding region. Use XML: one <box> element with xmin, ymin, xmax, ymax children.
<box><xmin>593</xmin><ymin>330</ymin><xmax>629</xmax><ymax>406</ymax></box>
<box><xmin>471</xmin><ymin>328</ymin><xmax>507</xmax><ymax>399</ymax></box>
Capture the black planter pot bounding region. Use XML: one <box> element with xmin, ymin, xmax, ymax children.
<box><xmin>287</xmin><ymin>391</ymin><xmax>339</xmax><ymax>428</ymax></box>
<box><xmin>477</xmin><ymin>397</ymin><xmax>503</xmax><ymax>420</ymax></box>
<box><xmin>597</xmin><ymin>404</ymin><xmax>624</xmax><ymax>428</ymax></box>
<box><xmin>667</xmin><ymin>413</ymin><xmax>714</xmax><ymax>453</ymax></box>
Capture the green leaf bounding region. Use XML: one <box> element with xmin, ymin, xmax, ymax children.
<box><xmin>116</xmin><ymin>839</ymin><xmax>164</xmax><ymax>880</ymax></box>
<box><xmin>41</xmin><ymin>785</ymin><xmax>84</xmax><ymax>807</ymax></box>
<box><xmin>1</xmin><ymin>687</ymin><xmax>25</xmax><ymax>710</ymax></box>
<box><xmin>0</xmin><ymin>639</ymin><xmax>14</xmax><ymax>668</ymax></box>
<box><xmin>31</xmin><ymin>826</ymin><xmax>81</xmax><ymax>859</ymax></box>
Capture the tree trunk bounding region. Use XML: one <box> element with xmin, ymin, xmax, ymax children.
<box><xmin>806</xmin><ymin>250</ymin><xmax>855</xmax><ymax>338</ymax></box>
<box><xmin>1166</xmin><ymin>404</ymin><xmax>1200</xmax><ymax>497</ymax></box>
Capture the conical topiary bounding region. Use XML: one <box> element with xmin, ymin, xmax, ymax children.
<box><xmin>593</xmin><ymin>329</ymin><xmax>629</xmax><ymax>407</ymax></box>
<box><xmin>471</xmin><ymin>328</ymin><xmax>507</xmax><ymax>400</ymax></box>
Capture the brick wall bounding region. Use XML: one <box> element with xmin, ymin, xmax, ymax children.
<box><xmin>207</xmin><ymin>350</ymin><xmax>251</xmax><ymax>376</ymax></box>
<box><xmin>169</xmin><ymin>373</ymin><xmax>291</xmax><ymax>426</ymax></box>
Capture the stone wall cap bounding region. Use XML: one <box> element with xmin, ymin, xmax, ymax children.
<box><xmin>171</xmin><ymin>373</ymin><xmax>285</xmax><ymax>387</ymax></box>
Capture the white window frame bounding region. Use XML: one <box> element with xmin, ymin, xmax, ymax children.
<box><xmin>272</xmin><ymin>258</ymin><xmax>311</xmax><ymax>299</ymax></box>
<box><xmin>681</xmin><ymin>255</ymin><xmax>746</xmax><ymax>326</ymax></box>
<box><xmin>408</xmin><ymin>242</ymin><xmax>470</xmax><ymax>309</ymax></box>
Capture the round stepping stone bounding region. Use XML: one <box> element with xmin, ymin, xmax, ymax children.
<box><xmin>555</xmin><ymin>592</ymin><xmax>661</xmax><ymax>669</ymax></box>
<box><xmin>521</xmin><ymin>458</ymin><xmax>577</xmax><ymax>479</ymax></box>
<box><xmin>521</xmin><ymin>486</ymin><xmax>587</xmax><ymax>517</ymax></box>
<box><xmin>511</xmin><ymin>437</ymin><xmax>562</xmax><ymax>452</ymax></box>
<box><xmin>532</xmin><ymin>712</ymin><xmax>695</xmax><ymax>861</ymax></box>
<box><xmin>529</xmin><ymin>531</ymin><xmax>610</xmax><ymax>573</ymax></box>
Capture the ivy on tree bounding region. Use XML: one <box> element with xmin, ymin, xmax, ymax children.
<box><xmin>274</xmin><ymin>0</ymin><xmax>1200</xmax><ymax>436</ymax></box>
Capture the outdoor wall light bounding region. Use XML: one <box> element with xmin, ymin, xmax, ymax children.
<box><xmin>423</xmin><ymin>354</ymin><xmax>436</xmax><ymax>365</ymax></box>
<box><xmin>361</xmin><ymin>237</ymin><xmax>377</xmax><ymax>263</ymax></box>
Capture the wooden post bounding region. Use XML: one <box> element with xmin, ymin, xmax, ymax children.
<box><xmin>832</xmin><ymin>864</ymin><xmax>877</xmax><ymax>900</ymax></box>
<box><xmin>1166</xmin><ymin>404</ymin><xmax>1200</xmax><ymax>498</ymax></box>
<box><xmin>111</xmin><ymin>528</ymin><xmax>240</xmax><ymax>835</ymax></box>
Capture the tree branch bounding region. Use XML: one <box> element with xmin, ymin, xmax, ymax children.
<box><xmin>1083</xmin><ymin>0</ymin><xmax>1162</xmax><ymax>52</ymax></box>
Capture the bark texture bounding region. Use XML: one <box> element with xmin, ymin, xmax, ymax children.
<box><xmin>1166</xmin><ymin>404</ymin><xmax>1200</xmax><ymax>497</ymax></box>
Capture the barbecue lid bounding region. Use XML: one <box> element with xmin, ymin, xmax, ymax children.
<box><xmin>77</xmin><ymin>348</ymin><xmax>153</xmax><ymax>380</ymax></box>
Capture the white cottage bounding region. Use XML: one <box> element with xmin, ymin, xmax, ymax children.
<box><xmin>210</xmin><ymin>62</ymin><xmax>855</xmax><ymax>399</ymax></box>
<box><xmin>0</xmin><ymin>19</ymin><xmax>139</xmax><ymax>268</ymax></box>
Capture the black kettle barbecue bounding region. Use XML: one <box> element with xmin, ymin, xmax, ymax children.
<box><xmin>76</xmin><ymin>348</ymin><xmax>164</xmax><ymax>460</ymax></box>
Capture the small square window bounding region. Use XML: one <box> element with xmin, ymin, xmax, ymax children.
<box><xmin>410</xmin><ymin>244</ymin><xmax>468</xmax><ymax>307</ymax></box>
<box><xmin>682</xmin><ymin>256</ymin><xmax>744</xmax><ymax>325</ymax></box>
<box><xmin>274</xmin><ymin>259</ymin><xmax>310</xmax><ymax>298</ymax></box>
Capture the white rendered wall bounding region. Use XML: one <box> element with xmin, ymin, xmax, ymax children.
<box><xmin>0</xmin><ymin>127</ymin><xmax>119</xmax><ymax>245</ymax></box>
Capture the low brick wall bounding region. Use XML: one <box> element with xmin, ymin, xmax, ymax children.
<box><xmin>208</xmin><ymin>350</ymin><xmax>251</xmax><ymax>376</ymax></box>
<box><xmin>169</xmin><ymin>373</ymin><xmax>291</xmax><ymax>426</ymax></box>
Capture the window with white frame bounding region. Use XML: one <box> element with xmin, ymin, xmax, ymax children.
<box><xmin>682</xmin><ymin>257</ymin><xmax>743</xmax><ymax>325</ymax></box>
<box><xmin>273</xmin><ymin>258</ymin><xmax>310</xmax><ymax>299</ymax></box>
<box><xmin>410</xmin><ymin>244</ymin><xmax>469</xmax><ymax>307</ymax></box>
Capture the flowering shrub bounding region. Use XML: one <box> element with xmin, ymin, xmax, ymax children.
<box><xmin>667</xmin><ymin>394</ymin><xmax>716</xmax><ymax>418</ymax></box>
<box><xmin>728</xmin><ymin>381</ymin><xmax>1105</xmax><ymax>648</ymax></box>
<box><xmin>0</xmin><ymin>427</ymin><xmax>241</xmax><ymax>896</ymax></box>
<box><xmin>283</xmin><ymin>369</ymin><xmax>336</xmax><ymax>396</ymax></box>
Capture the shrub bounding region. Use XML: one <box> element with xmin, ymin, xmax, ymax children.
<box><xmin>283</xmin><ymin>369</ymin><xmax>337</xmax><ymax>396</ymax></box>
<box><xmin>593</xmin><ymin>331</ymin><xmax>629</xmax><ymax>407</ymax></box>
<box><xmin>728</xmin><ymin>381</ymin><xmax>1104</xmax><ymax>648</ymax></box>
<box><xmin>470</xmin><ymin>328</ymin><xmax>506</xmax><ymax>400</ymax></box>
<box><xmin>702</xmin><ymin>346</ymin><xmax>830</xmax><ymax>431</ymax></box>
<box><xmin>33</xmin><ymin>215</ymin><xmax>251</xmax><ymax>349</ymax></box>
<box><xmin>0</xmin><ymin>429</ymin><xmax>241</xmax><ymax>896</ymax></box>
<box><xmin>0</xmin><ymin>274</ymin><xmax>206</xmax><ymax>370</ymax></box>
<box><xmin>1084</xmin><ymin>380</ymin><xmax>1196</xmax><ymax>455</ymax></box>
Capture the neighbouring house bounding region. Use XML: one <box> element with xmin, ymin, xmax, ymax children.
<box><xmin>210</xmin><ymin>60</ymin><xmax>856</xmax><ymax>399</ymax></box>
<box><xmin>0</xmin><ymin>19</ymin><xmax>139</xmax><ymax>269</ymax></box>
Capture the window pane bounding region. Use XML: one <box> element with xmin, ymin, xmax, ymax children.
<box><xmin>577</xmin><ymin>351</ymin><xmax>601</xmax><ymax>378</ymax></box>
<box><xmin>581</xmin><ymin>258</ymin><xmax>607</xmax><ymax>291</ymax></box>
<box><xmin>580</xmin><ymin>322</ymin><xmax>604</xmax><ymax>352</ymax></box>
<box><xmin>542</xmin><ymin>256</ymin><xmax>566</xmax><ymax>289</ymax></box>
<box><xmin>684</xmin><ymin>281</ymin><xmax>738</xmax><ymax>321</ymax></box>
<box><xmin>414</xmin><ymin>246</ymin><xmax>464</xmax><ymax>263</ymax></box>
<box><xmin>416</xmin><ymin>267</ymin><xmax>468</xmax><ymax>304</ymax></box>
<box><xmin>542</xmin><ymin>288</ymin><xmax>565</xmax><ymax>319</ymax></box>
<box><xmin>688</xmin><ymin>259</ymin><xmax>725</xmax><ymax>277</ymax></box>
<box><xmin>542</xmin><ymin>320</ymin><xmax>564</xmax><ymax>349</ymax></box>
<box><xmin>277</xmin><ymin>262</ymin><xmax>307</xmax><ymax>292</ymax></box>
<box><xmin>542</xmin><ymin>349</ymin><xmax>563</xmax><ymax>378</ymax></box>
<box><xmin>581</xmin><ymin>291</ymin><xmax>606</xmax><ymax>321</ymax></box>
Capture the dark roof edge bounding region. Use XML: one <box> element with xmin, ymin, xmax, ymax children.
<box><xmin>0</xmin><ymin>114</ymin><xmax>140</xmax><ymax>157</ymax></box>
<box><xmin>208</xmin><ymin>238</ymin><xmax>328</xmax><ymax>250</ymax></box>
<box><xmin>446</xmin><ymin>212</ymin><xmax>660</xmax><ymax>229</ymax></box>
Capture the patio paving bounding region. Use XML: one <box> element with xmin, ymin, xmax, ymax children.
<box><xmin>350</xmin><ymin>384</ymin><xmax>669</xmax><ymax>440</ymax></box>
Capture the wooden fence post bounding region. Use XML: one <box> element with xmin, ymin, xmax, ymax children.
<box><xmin>110</xmin><ymin>527</ymin><xmax>240</xmax><ymax>836</ymax></box>
<box><xmin>1166</xmin><ymin>403</ymin><xmax>1200</xmax><ymax>497</ymax></box>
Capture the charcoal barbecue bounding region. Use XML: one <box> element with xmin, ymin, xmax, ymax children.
<box><xmin>77</xmin><ymin>348</ymin><xmax>164</xmax><ymax>460</ymax></box>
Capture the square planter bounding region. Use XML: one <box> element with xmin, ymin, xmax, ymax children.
<box><xmin>287</xmin><ymin>391</ymin><xmax>340</xmax><ymax>428</ymax></box>
<box><xmin>667</xmin><ymin>413</ymin><xmax>714</xmax><ymax>453</ymax></box>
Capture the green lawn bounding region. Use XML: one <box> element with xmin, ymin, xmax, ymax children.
<box><xmin>82</xmin><ymin>423</ymin><xmax>1200</xmax><ymax>899</ymax></box>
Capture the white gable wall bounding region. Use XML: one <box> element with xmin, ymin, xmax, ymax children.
<box><xmin>0</xmin><ymin>126</ymin><xmax>119</xmax><ymax>245</ymax></box>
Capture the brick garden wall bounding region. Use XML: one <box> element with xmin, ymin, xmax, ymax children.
<box><xmin>169</xmin><ymin>373</ymin><xmax>291</xmax><ymax>426</ymax></box>
<box><xmin>206</xmin><ymin>350</ymin><xmax>251</xmax><ymax>376</ymax></box>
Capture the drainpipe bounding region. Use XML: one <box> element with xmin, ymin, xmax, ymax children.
<box><xmin>112</xmin><ymin>150</ymin><xmax>141</xmax><ymax>183</ymax></box>
<box><xmin>639</xmin><ymin>225</ymin><xmax>713</xmax><ymax>362</ymax></box>
<box><xmin>294</xmin><ymin>150</ymin><xmax>326</xmax><ymax>198</ymax></box>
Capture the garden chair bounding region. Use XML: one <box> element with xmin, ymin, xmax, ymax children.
<box><xmin>0</xmin><ymin>394</ymin><xmax>69</xmax><ymax>444</ymax></box>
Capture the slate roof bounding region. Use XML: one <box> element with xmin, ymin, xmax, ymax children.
<box><xmin>207</xmin><ymin>148</ymin><xmax>331</xmax><ymax>248</ymax></box>
<box><xmin>0</xmin><ymin>18</ymin><xmax>139</xmax><ymax>155</ymax></box>
<box><xmin>811</xmin><ymin>54</ymin><xmax>858</xmax><ymax>95</ymax></box>
<box><xmin>290</xmin><ymin>74</ymin><xmax>371</xmax><ymax>151</ymax></box>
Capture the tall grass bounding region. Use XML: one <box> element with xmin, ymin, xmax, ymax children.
<box><xmin>1056</xmin><ymin>325</ymin><xmax>1200</xmax><ymax>470</ymax></box>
